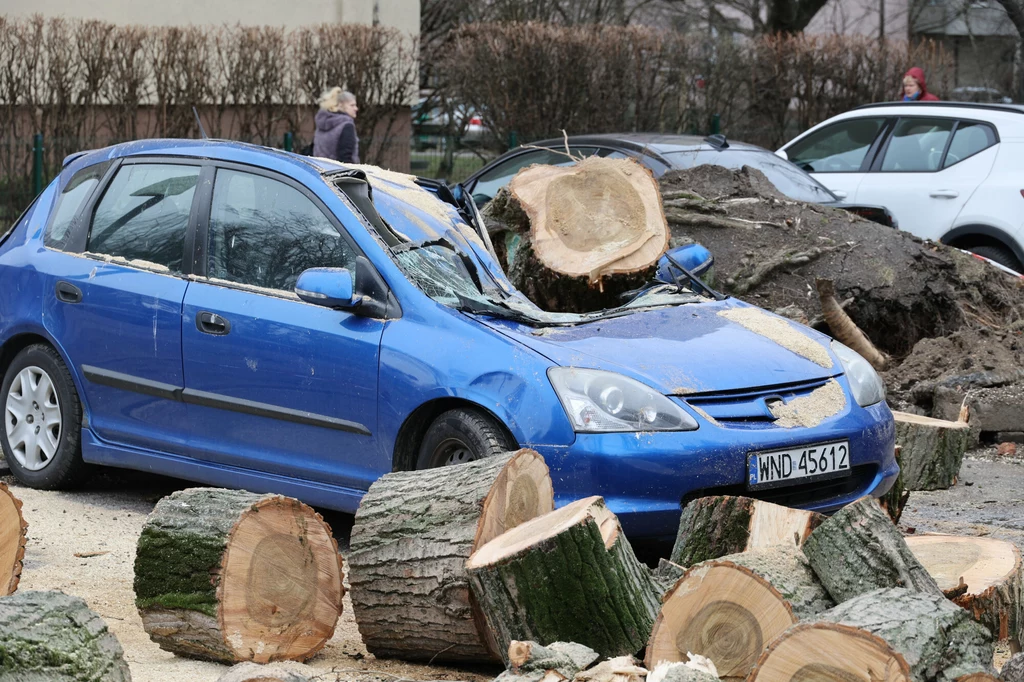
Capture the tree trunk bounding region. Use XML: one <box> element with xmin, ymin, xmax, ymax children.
<box><xmin>0</xmin><ymin>481</ymin><xmax>27</xmax><ymax>595</ymax></box>
<box><xmin>482</xmin><ymin>155</ymin><xmax>669</xmax><ymax>313</ymax></box>
<box><xmin>348</xmin><ymin>449</ymin><xmax>554</xmax><ymax>663</ymax></box>
<box><xmin>892</xmin><ymin>411</ymin><xmax>972</xmax><ymax>490</ymax></box>
<box><xmin>880</xmin><ymin>445</ymin><xmax>911</xmax><ymax>524</ymax></box>
<box><xmin>1001</xmin><ymin>652</ymin><xmax>1024</xmax><ymax>682</ymax></box>
<box><xmin>467</xmin><ymin>496</ymin><xmax>660</xmax><ymax>663</ymax></box>
<box><xmin>0</xmin><ymin>590</ymin><xmax>131</xmax><ymax>681</ymax></box>
<box><xmin>646</xmin><ymin>545</ymin><xmax>832</xmax><ymax>679</ymax></box>
<box><xmin>905</xmin><ymin>534</ymin><xmax>1022</xmax><ymax>645</ymax></box>
<box><xmin>802</xmin><ymin>496</ymin><xmax>941</xmax><ymax>603</ymax></box>
<box><xmin>818</xmin><ymin>587</ymin><xmax>996</xmax><ymax>682</ymax></box>
<box><xmin>134</xmin><ymin>487</ymin><xmax>344</xmax><ymax>664</ymax></box>
<box><xmin>670</xmin><ymin>495</ymin><xmax>823</xmax><ymax>567</ymax></box>
<box><xmin>748</xmin><ymin>621</ymin><xmax>912</xmax><ymax>682</ymax></box>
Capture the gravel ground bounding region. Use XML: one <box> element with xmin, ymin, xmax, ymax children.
<box><xmin>4</xmin><ymin>447</ymin><xmax>1023</xmax><ymax>680</ymax></box>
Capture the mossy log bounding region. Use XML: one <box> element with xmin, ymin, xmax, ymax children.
<box><xmin>802</xmin><ymin>496</ymin><xmax>941</xmax><ymax>603</ymax></box>
<box><xmin>646</xmin><ymin>545</ymin><xmax>833</xmax><ymax>678</ymax></box>
<box><xmin>348</xmin><ymin>449</ymin><xmax>554</xmax><ymax>663</ymax></box>
<box><xmin>482</xmin><ymin>156</ymin><xmax>668</xmax><ymax>313</ymax></box>
<box><xmin>670</xmin><ymin>495</ymin><xmax>823</xmax><ymax>567</ymax></box>
<box><xmin>0</xmin><ymin>481</ymin><xmax>27</xmax><ymax>595</ymax></box>
<box><xmin>906</xmin><ymin>534</ymin><xmax>1022</xmax><ymax>644</ymax></box>
<box><xmin>134</xmin><ymin>487</ymin><xmax>344</xmax><ymax>663</ymax></box>
<box><xmin>467</xmin><ymin>496</ymin><xmax>660</xmax><ymax>663</ymax></box>
<box><xmin>892</xmin><ymin>410</ymin><xmax>972</xmax><ymax>491</ymax></box>
<box><xmin>818</xmin><ymin>587</ymin><xmax>996</xmax><ymax>682</ymax></box>
<box><xmin>0</xmin><ymin>590</ymin><xmax>131</xmax><ymax>681</ymax></box>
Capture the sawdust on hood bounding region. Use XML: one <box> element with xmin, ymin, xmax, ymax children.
<box><xmin>769</xmin><ymin>378</ymin><xmax>846</xmax><ymax>428</ymax></box>
<box><xmin>718</xmin><ymin>307</ymin><xmax>833</xmax><ymax>368</ymax></box>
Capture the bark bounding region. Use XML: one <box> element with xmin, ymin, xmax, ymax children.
<box><xmin>0</xmin><ymin>481</ymin><xmax>27</xmax><ymax>596</ymax></box>
<box><xmin>880</xmin><ymin>445</ymin><xmax>911</xmax><ymax>524</ymax></box>
<box><xmin>0</xmin><ymin>590</ymin><xmax>131</xmax><ymax>681</ymax></box>
<box><xmin>651</xmin><ymin>558</ymin><xmax>685</xmax><ymax>596</ymax></box>
<box><xmin>507</xmin><ymin>641</ymin><xmax>600</xmax><ymax>676</ymax></box>
<box><xmin>347</xmin><ymin>449</ymin><xmax>554</xmax><ymax>663</ymax></box>
<box><xmin>134</xmin><ymin>487</ymin><xmax>344</xmax><ymax>663</ymax></box>
<box><xmin>467</xmin><ymin>496</ymin><xmax>660</xmax><ymax>663</ymax></box>
<box><xmin>1002</xmin><ymin>653</ymin><xmax>1024</xmax><ymax>682</ymax></box>
<box><xmin>893</xmin><ymin>411</ymin><xmax>972</xmax><ymax>491</ymax></box>
<box><xmin>816</xmin><ymin>277</ymin><xmax>889</xmax><ymax>370</ymax></box>
<box><xmin>819</xmin><ymin>587</ymin><xmax>996</xmax><ymax>682</ymax></box>
<box><xmin>670</xmin><ymin>495</ymin><xmax>822</xmax><ymax>567</ymax></box>
<box><xmin>802</xmin><ymin>496</ymin><xmax>941</xmax><ymax>603</ymax></box>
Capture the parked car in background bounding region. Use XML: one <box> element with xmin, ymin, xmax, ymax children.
<box><xmin>0</xmin><ymin>140</ymin><xmax>896</xmax><ymax>540</ymax></box>
<box><xmin>462</xmin><ymin>133</ymin><xmax>896</xmax><ymax>227</ymax></box>
<box><xmin>413</xmin><ymin>97</ymin><xmax>486</xmax><ymax>148</ymax></box>
<box><xmin>950</xmin><ymin>86</ymin><xmax>1013</xmax><ymax>105</ymax></box>
<box><xmin>777</xmin><ymin>102</ymin><xmax>1024</xmax><ymax>271</ymax></box>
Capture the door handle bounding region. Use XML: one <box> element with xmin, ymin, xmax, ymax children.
<box><xmin>930</xmin><ymin>190</ymin><xmax>959</xmax><ymax>199</ymax></box>
<box><xmin>55</xmin><ymin>281</ymin><xmax>82</xmax><ymax>304</ymax></box>
<box><xmin>196</xmin><ymin>311</ymin><xmax>231</xmax><ymax>335</ymax></box>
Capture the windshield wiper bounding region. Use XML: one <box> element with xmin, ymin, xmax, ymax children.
<box><xmin>661</xmin><ymin>251</ymin><xmax>727</xmax><ymax>301</ymax></box>
<box><xmin>454</xmin><ymin>294</ymin><xmax>544</xmax><ymax>325</ymax></box>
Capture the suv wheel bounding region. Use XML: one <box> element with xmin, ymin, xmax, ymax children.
<box><xmin>416</xmin><ymin>407</ymin><xmax>516</xmax><ymax>469</ymax></box>
<box><xmin>1</xmin><ymin>344</ymin><xmax>86</xmax><ymax>489</ymax></box>
<box><xmin>969</xmin><ymin>244</ymin><xmax>1022</xmax><ymax>273</ymax></box>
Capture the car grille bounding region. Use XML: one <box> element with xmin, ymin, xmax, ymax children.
<box><xmin>681</xmin><ymin>464</ymin><xmax>878</xmax><ymax>510</ymax></box>
<box><xmin>682</xmin><ymin>377</ymin><xmax>836</xmax><ymax>428</ymax></box>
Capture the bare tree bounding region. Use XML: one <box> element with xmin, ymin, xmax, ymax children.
<box><xmin>993</xmin><ymin>0</ymin><xmax>1024</xmax><ymax>40</ymax></box>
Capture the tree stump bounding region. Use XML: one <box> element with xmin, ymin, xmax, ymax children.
<box><xmin>134</xmin><ymin>487</ymin><xmax>344</xmax><ymax>663</ymax></box>
<box><xmin>646</xmin><ymin>545</ymin><xmax>833</xmax><ymax>678</ymax></box>
<box><xmin>0</xmin><ymin>481</ymin><xmax>27</xmax><ymax>595</ymax></box>
<box><xmin>483</xmin><ymin>155</ymin><xmax>669</xmax><ymax>313</ymax></box>
<box><xmin>0</xmin><ymin>590</ymin><xmax>131</xmax><ymax>681</ymax></box>
<box><xmin>818</xmin><ymin>587</ymin><xmax>996</xmax><ymax>682</ymax></box>
<box><xmin>348</xmin><ymin>449</ymin><xmax>554</xmax><ymax>662</ymax></box>
<box><xmin>748</xmin><ymin>622</ymin><xmax>911</xmax><ymax>682</ymax></box>
<box><xmin>892</xmin><ymin>411</ymin><xmax>972</xmax><ymax>490</ymax></box>
<box><xmin>467</xmin><ymin>495</ymin><xmax>660</xmax><ymax>662</ymax></box>
<box><xmin>670</xmin><ymin>495</ymin><xmax>823</xmax><ymax>567</ymax></box>
<box><xmin>906</xmin><ymin>534</ymin><xmax>1022</xmax><ymax>644</ymax></box>
<box><xmin>802</xmin><ymin>496</ymin><xmax>941</xmax><ymax>602</ymax></box>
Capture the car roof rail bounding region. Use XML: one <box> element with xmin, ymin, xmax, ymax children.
<box><xmin>851</xmin><ymin>101</ymin><xmax>1024</xmax><ymax>115</ymax></box>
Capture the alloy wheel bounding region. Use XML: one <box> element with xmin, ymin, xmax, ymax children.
<box><xmin>5</xmin><ymin>365</ymin><xmax>61</xmax><ymax>471</ymax></box>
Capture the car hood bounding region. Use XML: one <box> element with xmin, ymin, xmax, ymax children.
<box><xmin>480</xmin><ymin>299</ymin><xmax>840</xmax><ymax>395</ymax></box>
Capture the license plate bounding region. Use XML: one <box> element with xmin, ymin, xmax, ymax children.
<box><xmin>747</xmin><ymin>440</ymin><xmax>850</xmax><ymax>490</ymax></box>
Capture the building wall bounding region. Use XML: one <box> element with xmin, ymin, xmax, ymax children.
<box><xmin>806</xmin><ymin>0</ymin><xmax>910</xmax><ymax>39</ymax></box>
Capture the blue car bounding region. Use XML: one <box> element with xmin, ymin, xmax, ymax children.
<box><xmin>0</xmin><ymin>140</ymin><xmax>897</xmax><ymax>540</ymax></box>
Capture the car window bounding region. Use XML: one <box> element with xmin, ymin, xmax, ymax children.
<box><xmin>207</xmin><ymin>169</ymin><xmax>356</xmax><ymax>292</ymax></box>
<box><xmin>942</xmin><ymin>122</ymin><xmax>997</xmax><ymax>169</ymax></box>
<box><xmin>469</xmin><ymin>147</ymin><xmax>598</xmax><ymax>204</ymax></box>
<box><xmin>785</xmin><ymin>118</ymin><xmax>886</xmax><ymax>173</ymax></box>
<box><xmin>88</xmin><ymin>164</ymin><xmax>199</xmax><ymax>273</ymax></box>
<box><xmin>663</xmin><ymin>149</ymin><xmax>837</xmax><ymax>203</ymax></box>
<box><xmin>880</xmin><ymin>118</ymin><xmax>955</xmax><ymax>172</ymax></box>
<box><xmin>45</xmin><ymin>160</ymin><xmax>113</xmax><ymax>249</ymax></box>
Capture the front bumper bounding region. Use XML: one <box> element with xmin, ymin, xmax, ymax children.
<box><xmin>528</xmin><ymin>400</ymin><xmax>896</xmax><ymax>541</ymax></box>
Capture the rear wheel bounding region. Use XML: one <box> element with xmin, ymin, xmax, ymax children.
<box><xmin>968</xmin><ymin>244</ymin><xmax>1022</xmax><ymax>273</ymax></box>
<box><xmin>416</xmin><ymin>407</ymin><xmax>516</xmax><ymax>469</ymax></box>
<box><xmin>1</xmin><ymin>344</ymin><xmax>86</xmax><ymax>489</ymax></box>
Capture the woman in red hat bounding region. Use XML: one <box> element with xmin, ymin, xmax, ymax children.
<box><xmin>900</xmin><ymin>67</ymin><xmax>940</xmax><ymax>101</ymax></box>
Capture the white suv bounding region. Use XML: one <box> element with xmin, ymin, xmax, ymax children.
<box><xmin>778</xmin><ymin>102</ymin><xmax>1024</xmax><ymax>271</ymax></box>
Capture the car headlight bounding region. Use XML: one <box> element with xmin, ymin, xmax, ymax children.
<box><xmin>831</xmin><ymin>341</ymin><xmax>886</xmax><ymax>407</ymax></box>
<box><xmin>548</xmin><ymin>367</ymin><xmax>699</xmax><ymax>433</ymax></box>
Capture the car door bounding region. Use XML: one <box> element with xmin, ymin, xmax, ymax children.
<box><xmin>852</xmin><ymin>118</ymin><xmax>999</xmax><ymax>241</ymax></box>
<box><xmin>41</xmin><ymin>160</ymin><xmax>199</xmax><ymax>453</ymax></box>
<box><xmin>180</xmin><ymin>165</ymin><xmax>385</xmax><ymax>491</ymax></box>
<box><xmin>781</xmin><ymin>116</ymin><xmax>890</xmax><ymax>201</ymax></box>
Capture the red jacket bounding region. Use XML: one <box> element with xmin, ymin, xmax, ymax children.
<box><xmin>900</xmin><ymin>67</ymin><xmax>940</xmax><ymax>101</ymax></box>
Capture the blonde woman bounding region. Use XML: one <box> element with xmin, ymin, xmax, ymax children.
<box><xmin>313</xmin><ymin>87</ymin><xmax>360</xmax><ymax>162</ymax></box>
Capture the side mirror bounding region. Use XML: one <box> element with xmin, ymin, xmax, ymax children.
<box><xmin>657</xmin><ymin>243</ymin><xmax>714</xmax><ymax>283</ymax></box>
<box><xmin>775</xmin><ymin>149</ymin><xmax>789</xmax><ymax>160</ymax></box>
<box><xmin>295</xmin><ymin>268</ymin><xmax>360</xmax><ymax>309</ymax></box>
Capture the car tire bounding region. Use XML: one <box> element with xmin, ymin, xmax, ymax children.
<box><xmin>969</xmin><ymin>244</ymin><xmax>1023</xmax><ymax>273</ymax></box>
<box><xmin>416</xmin><ymin>407</ymin><xmax>516</xmax><ymax>469</ymax></box>
<box><xmin>1</xmin><ymin>344</ymin><xmax>87</xmax><ymax>489</ymax></box>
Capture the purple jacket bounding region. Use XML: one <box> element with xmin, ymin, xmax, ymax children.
<box><xmin>313</xmin><ymin>110</ymin><xmax>359</xmax><ymax>163</ymax></box>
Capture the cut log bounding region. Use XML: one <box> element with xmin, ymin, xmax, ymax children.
<box><xmin>646</xmin><ymin>545</ymin><xmax>832</xmax><ymax>678</ymax></box>
<box><xmin>134</xmin><ymin>487</ymin><xmax>343</xmax><ymax>663</ymax></box>
<box><xmin>0</xmin><ymin>590</ymin><xmax>131</xmax><ymax>681</ymax></box>
<box><xmin>1002</xmin><ymin>653</ymin><xmax>1024</xmax><ymax>682</ymax></box>
<box><xmin>747</xmin><ymin>622</ymin><xmax>911</xmax><ymax>682</ymax></box>
<box><xmin>801</xmin><ymin>496</ymin><xmax>941</xmax><ymax>602</ymax></box>
<box><xmin>905</xmin><ymin>534</ymin><xmax>1022</xmax><ymax>644</ymax></box>
<box><xmin>483</xmin><ymin>155</ymin><xmax>669</xmax><ymax>312</ymax></box>
<box><xmin>217</xmin><ymin>661</ymin><xmax>314</xmax><ymax>682</ymax></box>
<box><xmin>348</xmin><ymin>449</ymin><xmax>554</xmax><ymax>662</ymax></box>
<box><xmin>880</xmin><ymin>445</ymin><xmax>911</xmax><ymax>524</ymax></box>
<box><xmin>817</xmin><ymin>587</ymin><xmax>996</xmax><ymax>682</ymax></box>
<box><xmin>0</xmin><ymin>481</ymin><xmax>27</xmax><ymax>595</ymax></box>
<box><xmin>892</xmin><ymin>410</ymin><xmax>972</xmax><ymax>491</ymax></box>
<box><xmin>670</xmin><ymin>495</ymin><xmax>823</xmax><ymax>567</ymax></box>
<box><xmin>467</xmin><ymin>495</ymin><xmax>660</xmax><ymax>662</ymax></box>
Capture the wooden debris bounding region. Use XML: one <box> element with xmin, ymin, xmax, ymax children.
<box><xmin>573</xmin><ymin>656</ymin><xmax>648</xmax><ymax>682</ymax></box>
<box><xmin>134</xmin><ymin>487</ymin><xmax>344</xmax><ymax>663</ymax></box>
<box><xmin>498</xmin><ymin>641</ymin><xmax>602</xmax><ymax>682</ymax></box>
<box><xmin>216</xmin><ymin>661</ymin><xmax>314</xmax><ymax>682</ymax></box>
<box><xmin>892</xmin><ymin>411</ymin><xmax>972</xmax><ymax>490</ymax></box>
<box><xmin>467</xmin><ymin>496</ymin><xmax>660</xmax><ymax>662</ymax></box>
<box><xmin>802</xmin><ymin>496</ymin><xmax>941</xmax><ymax>603</ymax></box>
<box><xmin>646</xmin><ymin>660</ymin><xmax>718</xmax><ymax>682</ymax></box>
<box><xmin>670</xmin><ymin>495</ymin><xmax>823</xmax><ymax>567</ymax></box>
<box><xmin>0</xmin><ymin>481</ymin><xmax>26</xmax><ymax>595</ymax></box>
<box><xmin>348</xmin><ymin>449</ymin><xmax>554</xmax><ymax>662</ymax></box>
<box><xmin>816</xmin><ymin>277</ymin><xmax>890</xmax><ymax>370</ymax></box>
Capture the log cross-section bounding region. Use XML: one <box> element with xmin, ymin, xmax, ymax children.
<box><xmin>0</xmin><ymin>481</ymin><xmax>27</xmax><ymax>595</ymax></box>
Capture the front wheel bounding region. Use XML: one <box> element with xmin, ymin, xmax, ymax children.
<box><xmin>416</xmin><ymin>407</ymin><xmax>516</xmax><ymax>469</ymax></box>
<box><xmin>1</xmin><ymin>344</ymin><xmax>87</xmax><ymax>489</ymax></box>
<box><xmin>969</xmin><ymin>244</ymin><xmax>1023</xmax><ymax>273</ymax></box>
